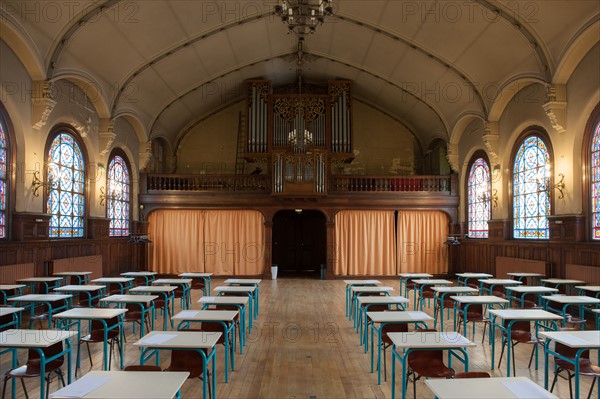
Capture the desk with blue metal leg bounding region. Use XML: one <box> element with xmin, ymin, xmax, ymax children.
<box><xmin>130</xmin><ymin>285</ymin><xmax>177</xmax><ymax>330</ymax></box>
<box><xmin>343</xmin><ymin>280</ymin><xmax>382</xmax><ymax>318</ymax></box>
<box><xmin>0</xmin><ymin>285</ymin><xmax>25</xmax><ymax>305</ymax></box>
<box><xmin>180</xmin><ymin>272</ymin><xmax>213</xmax><ymax>296</ymax></box>
<box><xmin>431</xmin><ymin>286</ymin><xmax>478</xmax><ymax>331</ymax></box>
<box><xmin>390</xmin><ymin>331</ymin><xmax>475</xmax><ymax>399</ymax></box>
<box><xmin>135</xmin><ymin>331</ymin><xmax>221</xmax><ymax>399</ymax></box>
<box><xmin>0</xmin><ymin>307</ymin><xmax>23</xmax><ymax>330</ymax></box>
<box><xmin>100</xmin><ymin>294</ymin><xmax>158</xmax><ymax>338</ymax></box>
<box><xmin>8</xmin><ymin>294</ymin><xmax>72</xmax><ymax>328</ymax></box>
<box><xmin>199</xmin><ymin>296</ymin><xmax>249</xmax><ymax>352</ymax></box>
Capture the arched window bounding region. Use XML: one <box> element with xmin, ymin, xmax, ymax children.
<box><xmin>467</xmin><ymin>156</ymin><xmax>491</xmax><ymax>238</ymax></box>
<box><xmin>47</xmin><ymin>131</ymin><xmax>85</xmax><ymax>238</ymax></box>
<box><xmin>513</xmin><ymin>135</ymin><xmax>551</xmax><ymax>239</ymax></box>
<box><xmin>591</xmin><ymin>121</ymin><xmax>600</xmax><ymax>240</ymax></box>
<box><xmin>0</xmin><ymin>115</ymin><xmax>9</xmax><ymax>239</ymax></box>
<box><xmin>107</xmin><ymin>152</ymin><xmax>131</xmax><ymax>237</ymax></box>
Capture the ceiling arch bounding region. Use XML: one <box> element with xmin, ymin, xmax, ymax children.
<box><xmin>0</xmin><ymin>12</ymin><xmax>45</xmax><ymax>80</ymax></box>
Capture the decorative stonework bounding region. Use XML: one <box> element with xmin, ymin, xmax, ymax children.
<box><xmin>483</xmin><ymin>121</ymin><xmax>500</xmax><ymax>163</ymax></box>
<box><xmin>139</xmin><ymin>141</ymin><xmax>153</xmax><ymax>171</ymax></box>
<box><xmin>98</xmin><ymin>119</ymin><xmax>116</xmax><ymax>155</ymax></box>
<box><xmin>543</xmin><ymin>84</ymin><xmax>567</xmax><ymax>134</ymax></box>
<box><xmin>32</xmin><ymin>80</ymin><xmax>57</xmax><ymax>130</ymax></box>
<box><xmin>446</xmin><ymin>142</ymin><xmax>459</xmax><ymax>172</ymax></box>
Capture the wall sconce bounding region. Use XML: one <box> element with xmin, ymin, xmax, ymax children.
<box><xmin>479</xmin><ymin>189</ymin><xmax>498</xmax><ymax>209</ymax></box>
<box><xmin>491</xmin><ymin>164</ymin><xmax>501</xmax><ymax>182</ymax></box>
<box><xmin>31</xmin><ymin>171</ymin><xmax>56</xmax><ymax>197</ymax></box>
<box><xmin>100</xmin><ymin>186</ymin><xmax>123</xmax><ymax>206</ymax></box>
<box><xmin>537</xmin><ymin>165</ymin><xmax>565</xmax><ymax>199</ymax></box>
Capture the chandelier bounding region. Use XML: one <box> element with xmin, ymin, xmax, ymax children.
<box><xmin>288</xmin><ymin>128</ymin><xmax>313</xmax><ymax>153</ymax></box>
<box><xmin>274</xmin><ymin>0</ymin><xmax>334</xmax><ymax>36</ymax></box>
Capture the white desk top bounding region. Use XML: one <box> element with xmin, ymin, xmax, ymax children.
<box><xmin>450</xmin><ymin>295</ymin><xmax>509</xmax><ymax>304</ymax></box>
<box><xmin>356</xmin><ymin>296</ymin><xmax>409</xmax><ymax>305</ymax></box>
<box><xmin>92</xmin><ymin>277</ymin><xmax>134</xmax><ymax>283</ymax></box>
<box><xmin>505</xmin><ymin>286</ymin><xmax>559</xmax><ymax>294</ymax></box>
<box><xmin>456</xmin><ymin>273</ymin><xmax>493</xmax><ymax>278</ymax></box>
<box><xmin>172</xmin><ymin>310</ymin><xmax>238</xmax><ymax>322</ymax></box>
<box><xmin>0</xmin><ymin>285</ymin><xmax>26</xmax><ymax>290</ymax></box>
<box><xmin>134</xmin><ymin>330</ymin><xmax>221</xmax><ymax>349</ymax></box>
<box><xmin>539</xmin><ymin>330</ymin><xmax>600</xmax><ymax>348</ymax></box>
<box><xmin>488</xmin><ymin>309</ymin><xmax>563</xmax><ymax>321</ymax></box>
<box><xmin>50</xmin><ymin>370</ymin><xmax>189</xmax><ymax>399</ymax></box>
<box><xmin>541</xmin><ymin>295</ymin><xmax>600</xmax><ymax>304</ymax></box>
<box><xmin>214</xmin><ymin>286</ymin><xmax>256</xmax><ymax>293</ymax></box>
<box><xmin>130</xmin><ymin>286</ymin><xmax>177</xmax><ymax>293</ymax></box>
<box><xmin>387</xmin><ymin>331</ymin><xmax>476</xmax><ymax>349</ymax></box>
<box><xmin>0</xmin><ymin>307</ymin><xmax>24</xmax><ymax>316</ymax></box>
<box><xmin>53</xmin><ymin>271</ymin><xmax>93</xmax><ymax>276</ymax></box>
<box><xmin>507</xmin><ymin>272</ymin><xmax>546</xmax><ymax>277</ymax></box>
<box><xmin>412</xmin><ymin>279</ymin><xmax>452</xmax><ymax>285</ymax></box>
<box><xmin>541</xmin><ymin>278</ymin><xmax>586</xmax><ymax>285</ymax></box>
<box><xmin>576</xmin><ymin>285</ymin><xmax>600</xmax><ymax>292</ymax></box>
<box><xmin>343</xmin><ymin>279</ymin><xmax>382</xmax><ymax>285</ymax></box>
<box><xmin>179</xmin><ymin>272</ymin><xmax>213</xmax><ymax>277</ymax></box>
<box><xmin>121</xmin><ymin>271</ymin><xmax>158</xmax><ymax>277</ymax></box>
<box><xmin>53</xmin><ymin>308</ymin><xmax>127</xmax><ymax>320</ymax></box>
<box><xmin>350</xmin><ymin>286</ymin><xmax>394</xmax><ymax>294</ymax></box>
<box><xmin>0</xmin><ymin>329</ymin><xmax>77</xmax><ymax>348</ymax></box>
<box><xmin>398</xmin><ymin>273</ymin><xmax>432</xmax><ymax>278</ymax></box>
<box><xmin>366</xmin><ymin>311</ymin><xmax>433</xmax><ymax>323</ymax></box>
<box><xmin>426</xmin><ymin>377</ymin><xmax>557</xmax><ymax>399</ymax></box>
<box><xmin>16</xmin><ymin>277</ymin><xmax>63</xmax><ymax>282</ymax></box>
<box><xmin>479</xmin><ymin>279</ymin><xmax>522</xmax><ymax>285</ymax></box>
<box><xmin>225</xmin><ymin>278</ymin><xmax>262</xmax><ymax>284</ymax></box>
<box><xmin>153</xmin><ymin>279</ymin><xmax>192</xmax><ymax>285</ymax></box>
<box><xmin>198</xmin><ymin>296</ymin><xmax>249</xmax><ymax>305</ymax></box>
<box><xmin>431</xmin><ymin>286</ymin><xmax>479</xmax><ymax>294</ymax></box>
<box><xmin>8</xmin><ymin>294</ymin><xmax>71</xmax><ymax>302</ymax></box>
<box><xmin>593</xmin><ymin>309</ymin><xmax>600</xmax><ymax>314</ymax></box>
<box><xmin>54</xmin><ymin>285</ymin><xmax>105</xmax><ymax>292</ymax></box>
<box><xmin>100</xmin><ymin>294</ymin><xmax>158</xmax><ymax>304</ymax></box>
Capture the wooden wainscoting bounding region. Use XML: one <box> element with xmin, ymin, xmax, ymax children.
<box><xmin>495</xmin><ymin>256</ymin><xmax>549</xmax><ymax>278</ymax></box>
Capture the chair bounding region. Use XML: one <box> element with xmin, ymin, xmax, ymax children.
<box><xmin>77</xmin><ymin>291</ymin><xmax>99</xmax><ymax>307</ymax></box>
<box><xmin>165</xmin><ymin>349</ymin><xmax>212</xmax><ymax>399</ymax></box>
<box><xmin>498</xmin><ymin>319</ymin><xmax>543</xmax><ymax>375</ymax></box>
<box><xmin>418</xmin><ymin>285</ymin><xmax>435</xmax><ymax>310</ymax></box>
<box><xmin>550</xmin><ymin>341</ymin><xmax>600</xmax><ymax>399</ymax></box>
<box><xmin>200</xmin><ymin>322</ymin><xmax>234</xmax><ymax>374</ymax></box>
<box><xmin>1</xmin><ymin>342</ymin><xmax>66</xmax><ymax>399</ymax></box>
<box><xmin>76</xmin><ymin>316</ymin><xmax>122</xmax><ymax>377</ymax></box>
<box><xmin>433</xmin><ymin>296</ymin><xmax>455</xmax><ymax>329</ymax></box>
<box><xmin>380</xmin><ymin>321</ymin><xmax>408</xmax><ymax>381</ymax></box>
<box><xmin>191</xmin><ymin>279</ymin><xmax>205</xmax><ymax>292</ymax></box>
<box><xmin>513</xmin><ymin>293</ymin><xmax>540</xmax><ymax>309</ymax></box>
<box><xmin>123</xmin><ymin>364</ymin><xmax>162</xmax><ymax>372</ymax></box>
<box><xmin>453</xmin><ymin>371</ymin><xmax>491</xmax><ymax>379</ymax></box>
<box><xmin>123</xmin><ymin>302</ymin><xmax>151</xmax><ymax>338</ymax></box>
<box><xmin>405</xmin><ymin>332</ymin><xmax>455</xmax><ymax>399</ymax></box>
<box><xmin>456</xmin><ymin>303</ymin><xmax>490</xmax><ymax>343</ymax></box>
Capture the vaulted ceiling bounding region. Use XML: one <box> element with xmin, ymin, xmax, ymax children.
<box><xmin>2</xmin><ymin>0</ymin><xmax>598</xmax><ymax>151</ymax></box>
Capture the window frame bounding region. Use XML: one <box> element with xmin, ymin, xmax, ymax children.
<box><xmin>106</xmin><ymin>148</ymin><xmax>132</xmax><ymax>237</ymax></box>
<box><xmin>465</xmin><ymin>150</ymin><xmax>491</xmax><ymax>239</ymax></box>
<box><xmin>0</xmin><ymin>102</ymin><xmax>15</xmax><ymax>240</ymax></box>
<box><xmin>509</xmin><ymin>127</ymin><xmax>554</xmax><ymax>240</ymax></box>
<box><xmin>43</xmin><ymin>125</ymin><xmax>89</xmax><ymax>239</ymax></box>
<box><xmin>582</xmin><ymin>102</ymin><xmax>600</xmax><ymax>241</ymax></box>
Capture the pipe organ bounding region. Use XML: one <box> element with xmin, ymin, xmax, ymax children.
<box><xmin>246</xmin><ymin>80</ymin><xmax>353</xmax><ymax>196</ymax></box>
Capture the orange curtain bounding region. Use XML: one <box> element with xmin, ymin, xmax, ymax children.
<box><xmin>203</xmin><ymin>210</ymin><xmax>265</xmax><ymax>275</ymax></box>
<box><xmin>148</xmin><ymin>210</ymin><xmax>265</xmax><ymax>275</ymax></box>
<box><xmin>148</xmin><ymin>210</ymin><xmax>205</xmax><ymax>274</ymax></box>
<box><xmin>397</xmin><ymin>211</ymin><xmax>449</xmax><ymax>274</ymax></box>
<box><xmin>334</xmin><ymin>210</ymin><xmax>396</xmax><ymax>275</ymax></box>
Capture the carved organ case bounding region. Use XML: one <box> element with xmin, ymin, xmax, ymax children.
<box><xmin>246</xmin><ymin>80</ymin><xmax>353</xmax><ymax>196</ymax></box>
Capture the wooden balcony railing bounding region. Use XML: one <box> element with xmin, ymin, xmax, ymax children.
<box><xmin>140</xmin><ymin>173</ymin><xmax>457</xmax><ymax>196</ymax></box>
<box><xmin>142</xmin><ymin>174</ymin><xmax>269</xmax><ymax>193</ymax></box>
<box><xmin>329</xmin><ymin>174</ymin><xmax>456</xmax><ymax>194</ymax></box>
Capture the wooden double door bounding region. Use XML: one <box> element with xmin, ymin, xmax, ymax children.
<box><xmin>272</xmin><ymin>210</ymin><xmax>326</xmax><ymax>277</ymax></box>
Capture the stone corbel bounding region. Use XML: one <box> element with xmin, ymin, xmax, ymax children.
<box><xmin>542</xmin><ymin>84</ymin><xmax>567</xmax><ymax>134</ymax></box>
<box><xmin>98</xmin><ymin>119</ymin><xmax>116</xmax><ymax>155</ymax></box>
<box><xmin>139</xmin><ymin>141</ymin><xmax>152</xmax><ymax>171</ymax></box>
<box><xmin>446</xmin><ymin>142</ymin><xmax>459</xmax><ymax>172</ymax></box>
<box><xmin>483</xmin><ymin>121</ymin><xmax>500</xmax><ymax>164</ymax></box>
<box><xmin>32</xmin><ymin>80</ymin><xmax>57</xmax><ymax>130</ymax></box>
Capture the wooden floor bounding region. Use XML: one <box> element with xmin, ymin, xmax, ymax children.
<box><xmin>2</xmin><ymin>277</ymin><xmax>597</xmax><ymax>398</ymax></box>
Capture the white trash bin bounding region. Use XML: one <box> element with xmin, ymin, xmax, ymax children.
<box><xmin>271</xmin><ymin>265</ymin><xmax>278</xmax><ymax>279</ymax></box>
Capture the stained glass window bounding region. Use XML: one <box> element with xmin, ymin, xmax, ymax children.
<box><xmin>0</xmin><ymin>120</ymin><xmax>7</xmax><ymax>239</ymax></box>
<box><xmin>47</xmin><ymin>133</ymin><xmax>85</xmax><ymax>238</ymax></box>
<box><xmin>513</xmin><ymin>136</ymin><xmax>550</xmax><ymax>239</ymax></box>
<box><xmin>591</xmin><ymin>122</ymin><xmax>600</xmax><ymax>240</ymax></box>
<box><xmin>107</xmin><ymin>155</ymin><xmax>130</xmax><ymax>237</ymax></box>
<box><xmin>468</xmin><ymin>158</ymin><xmax>490</xmax><ymax>238</ymax></box>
